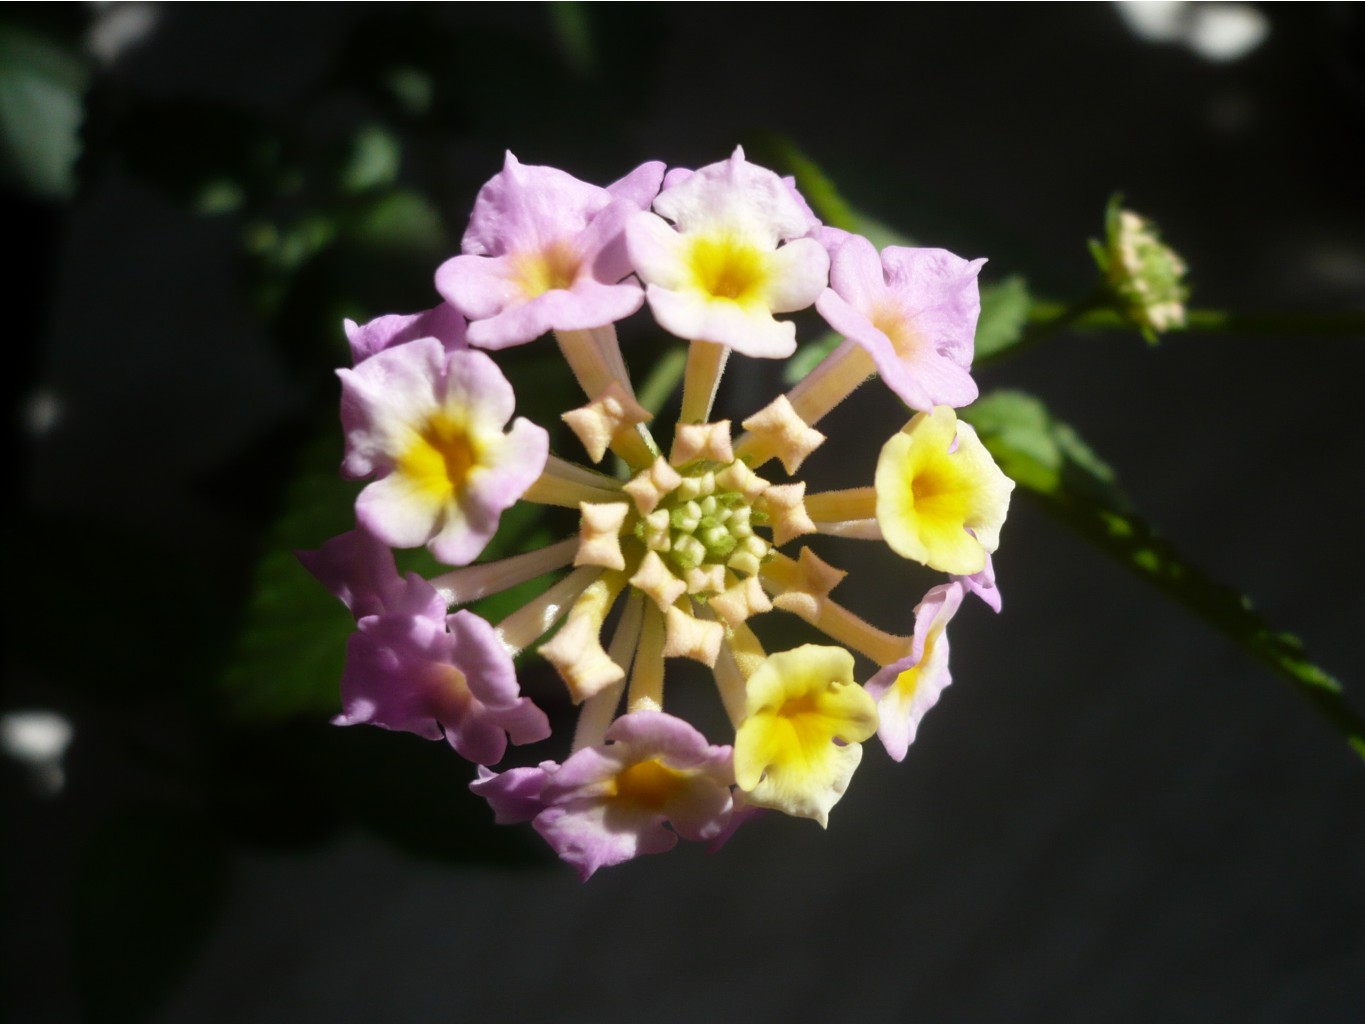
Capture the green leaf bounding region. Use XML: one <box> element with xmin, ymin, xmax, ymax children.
<box><xmin>635</xmin><ymin>344</ymin><xmax>687</xmax><ymax>415</ymax></box>
<box><xmin>217</xmin><ymin>425</ymin><xmax>357</xmax><ymax>722</ymax></box>
<box><xmin>783</xmin><ymin>330</ymin><xmax>842</xmax><ymax>385</ymax></box>
<box><xmin>339</xmin><ymin>123</ymin><xmax>401</xmax><ymax>195</ymax></box>
<box><xmin>0</xmin><ymin>25</ymin><xmax>90</xmax><ymax>199</ymax></box>
<box><xmin>974</xmin><ymin>274</ymin><xmax>1033</xmax><ymax>363</ymax></box>
<box><xmin>548</xmin><ymin>1</ymin><xmax>597</xmax><ymax>78</ymax></box>
<box><xmin>348</xmin><ymin>187</ymin><xmax>444</xmax><ymax>254</ymax></box>
<box><xmin>75</xmin><ymin>807</ymin><xmax>228</xmax><ymax>1023</ymax></box>
<box><xmin>218</xmin><ymin>412</ymin><xmax>565</xmax><ymax>723</ymax></box>
<box><xmin>963</xmin><ymin>390</ymin><xmax>1365</xmax><ymax>761</ymax></box>
<box><xmin>762</xmin><ymin>136</ymin><xmax>914</xmax><ymax>247</ymax></box>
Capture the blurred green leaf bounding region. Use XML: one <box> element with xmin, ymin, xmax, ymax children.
<box><xmin>348</xmin><ymin>186</ymin><xmax>444</xmax><ymax>254</ymax></box>
<box><xmin>0</xmin><ymin>24</ymin><xmax>89</xmax><ymax>199</ymax></box>
<box><xmin>963</xmin><ymin>390</ymin><xmax>1365</xmax><ymax>761</ymax></box>
<box><xmin>975</xmin><ymin>274</ymin><xmax>1032</xmax><ymax>362</ymax></box>
<box><xmin>548</xmin><ymin>1</ymin><xmax>596</xmax><ymax>78</ymax></box>
<box><xmin>219</xmin><ymin>405</ymin><xmax>566</xmax><ymax>723</ymax></box>
<box><xmin>340</xmin><ymin>123</ymin><xmax>401</xmax><ymax>195</ymax></box>
<box><xmin>763</xmin><ymin>135</ymin><xmax>914</xmax><ymax>248</ymax></box>
<box><xmin>635</xmin><ymin>343</ymin><xmax>687</xmax><ymax>415</ymax></box>
<box><xmin>114</xmin><ymin>101</ymin><xmax>285</xmax><ymax>211</ymax></box>
<box><xmin>783</xmin><ymin>330</ymin><xmax>841</xmax><ymax>385</ymax></box>
<box><xmin>218</xmin><ymin>425</ymin><xmax>357</xmax><ymax>722</ymax></box>
<box><xmin>75</xmin><ymin>807</ymin><xmax>228</xmax><ymax>1023</ymax></box>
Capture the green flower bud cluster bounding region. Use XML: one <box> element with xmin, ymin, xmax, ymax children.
<box><xmin>1090</xmin><ymin>194</ymin><xmax>1190</xmax><ymax>342</ymax></box>
<box><xmin>634</xmin><ymin>464</ymin><xmax>770</xmax><ymax>579</ymax></box>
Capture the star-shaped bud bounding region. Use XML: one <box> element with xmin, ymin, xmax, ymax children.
<box><xmin>715</xmin><ymin>459</ymin><xmax>768</xmax><ymax>503</ymax></box>
<box><xmin>561</xmin><ymin>381</ymin><xmax>653</xmax><ymax>464</ymax></box>
<box><xmin>539</xmin><ymin>575</ymin><xmax>625</xmax><ymax>702</ymax></box>
<box><xmin>726</xmin><ymin>536</ymin><xmax>770</xmax><ymax>577</ymax></box>
<box><xmin>670</xmin><ymin>420</ymin><xmax>734</xmax><ymax>467</ymax></box>
<box><xmin>624</xmin><ymin>457</ymin><xmax>684</xmax><ymax>516</ymax></box>
<box><xmin>662</xmin><ymin>606</ymin><xmax>725</xmax><ymax>666</ymax></box>
<box><xmin>759</xmin><ymin>482</ymin><xmax>817</xmax><ymax>546</ymax></box>
<box><xmin>739</xmin><ymin>394</ymin><xmax>826</xmax><ymax>474</ymax></box>
<box><xmin>629</xmin><ymin>550</ymin><xmax>688</xmax><ymax>611</ymax></box>
<box><xmin>765</xmin><ymin>547</ymin><xmax>846</xmax><ymax>623</ymax></box>
<box><xmin>709</xmin><ymin>575</ymin><xmax>773</xmax><ymax>627</ymax></box>
<box><xmin>682</xmin><ymin>563</ymin><xmax>726</xmax><ymax>597</ymax></box>
<box><xmin>574</xmin><ymin>501</ymin><xmax>631</xmax><ymax>571</ymax></box>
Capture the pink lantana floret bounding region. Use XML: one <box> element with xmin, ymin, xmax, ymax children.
<box><xmin>338</xmin><ymin>337</ymin><xmax>549</xmax><ymax>566</ymax></box>
<box><xmin>340</xmin><ymin>605</ymin><xmax>550</xmax><ymax>765</ymax></box>
<box><xmin>532</xmin><ymin>711</ymin><xmax>735</xmax><ymax>880</ymax></box>
<box><xmin>300</xmin><ymin>529</ymin><xmax>550</xmax><ymax>764</ymax></box>
<box><xmin>864</xmin><ymin>581</ymin><xmax>966</xmax><ymax>761</ymax></box>
<box><xmin>435</xmin><ymin>153</ymin><xmax>664</xmax><ymax>350</ymax></box>
<box><xmin>344</xmin><ymin>302</ymin><xmax>468</xmax><ymax>365</ymax></box>
<box><xmin>471</xmin><ymin>763</ymin><xmax>556</xmax><ymax>824</ymax></box>
<box><xmin>297</xmin><ymin>527</ymin><xmax>415</xmax><ymax>621</ymax></box>
<box><xmin>816</xmin><ymin>235</ymin><xmax>983</xmax><ymax>411</ymax></box>
<box><xmin>626</xmin><ymin>147</ymin><xmax>829</xmax><ymax>358</ymax></box>
<box><xmin>958</xmin><ymin>551</ymin><xmax>1002</xmax><ymax>613</ymax></box>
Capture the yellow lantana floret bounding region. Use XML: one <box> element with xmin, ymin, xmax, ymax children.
<box><xmin>733</xmin><ymin>645</ymin><xmax>878</xmax><ymax>827</ymax></box>
<box><xmin>875</xmin><ymin>406</ymin><xmax>1014</xmax><ymax>575</ymax></box>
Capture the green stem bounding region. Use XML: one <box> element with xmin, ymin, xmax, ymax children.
<box><xmin>1028</xmin><ymin>304</ymin><xmax>1365</xmax><ymax>336</ymax></box>
<box><xmin>1022</xmin><ymin>483</ymin><xmax>1365</xmax><ymax>763</ymax></box>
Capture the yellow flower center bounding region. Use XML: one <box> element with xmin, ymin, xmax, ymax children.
<box><xmin>757</xmin><ymin>692</ymin><xmax>836</xmax><ymax>767</ymax></box>
<box><xmin>433</xmin><ymin>664</ymin><xmax>474</xmax><ymax>712</ymax></box>
<box><xmin>688</xmin><ymin>235</ymin><xmax>768</xmax><ymax>305</ymax></box>
<box><xmin>871</xmin><ymin>306</ymin><xmax>925</xmax><ymax>361</ymax></box>
<box><xmin>514</xmin><ymin>241</ymin><xmax>581</xmax><ymax>299</ymax></box>
<box><xmin>907</xmin><ymin>457</ymin><xmax>973</xmax><ymax>524</ymax></box>
<box><xmin>611</xmin><ymin>758</ymin><xmax>683</xmax><ymax>810</ymax></box>
<box><xmin>397</xmin><ymin>411</ymin><xmax>481</xmax><ymax>501</ymax></box>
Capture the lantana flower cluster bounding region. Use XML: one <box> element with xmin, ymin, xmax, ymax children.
<box><xmin>302</xmin><ymin>148</ymin><xmax>1014</xmax><ymax>879</ymax></box>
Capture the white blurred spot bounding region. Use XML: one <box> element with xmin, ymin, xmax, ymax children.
<box><xmin>2</xmin><ymin>710</ymin><xmax>74</xmax><ymax>796</ymax></box>
<box><xmin>1187</xmin><ymin>4</ymin><xmax>1270</xmax><ymax>62</ymax></box>
<box><xmin>1115</xmin><ymin>2</ymin><xmax>1269</xmax><ymax>63</ymax></box>
<box><xmin>23</xmin><ymin>389</ymin><xmax>63</xmax><ymax>436</ymax></box>
<box><xmin>87</xmin><ymin>3</ymin><xmax>161</xmax><ymax>66</ymax></box>
<box><xmin>1116</xmin><ymin>0</ymin><xmax>1187</xmax><ymax>42</ymax></box>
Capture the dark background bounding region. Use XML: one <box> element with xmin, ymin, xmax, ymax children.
<box><xmin>5</xmin><ymin>4</ymin><xmax>1365</xmax><ymax>1022</ymax></box>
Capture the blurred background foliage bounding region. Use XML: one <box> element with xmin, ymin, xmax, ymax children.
<box><xmin>4</xmin><ymin>5</ymin><xmax>1365</xmax><ymax>1022</ymax></box>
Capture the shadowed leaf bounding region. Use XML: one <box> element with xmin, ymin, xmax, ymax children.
<box><xmin>963</xmin><ymin>390</ymin><xmax>1365</xmax><ymax>761</ymax></box>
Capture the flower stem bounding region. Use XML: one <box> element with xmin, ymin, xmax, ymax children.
<box><xmin>495</xmin><ymin>564</ymin><xmax>602</xmax><ymax>655</ymax></box>
<box><xmin>430</xmin><ymin>537</ymin><xmax>578</xmax><ymax>607</ymax></box>
<box><xmin>572</xmin><ymin>591</ymin><xmax>643</xmax><ymax>751</ymax></box>
<box><xmin>804</xmin><ymin>487</ymin><xmax>877</xmax><ymax>523</ymax></box>
<box><xmin>679</xmin><ymin>340</ymin><xmax>729</xmax><ymax>424</ymax></box>
<box><xmin>627</xmin><ymin>600</ymin><xmax>667</xmax><ymax>712</ymax></box>
<box><xmin>784</xmin><ymin>340</ymin><xmax>875</xmax><ymax>426</ymax></box>
<box><xmin>983</xmin><ymin>300</ymin><xmax>1365</xmax><ymax>368</ymax></box>
<box><xmin>523</xmin><ymin>455</ymin><xmax>624</xmax><ymax>507</ymax></box>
